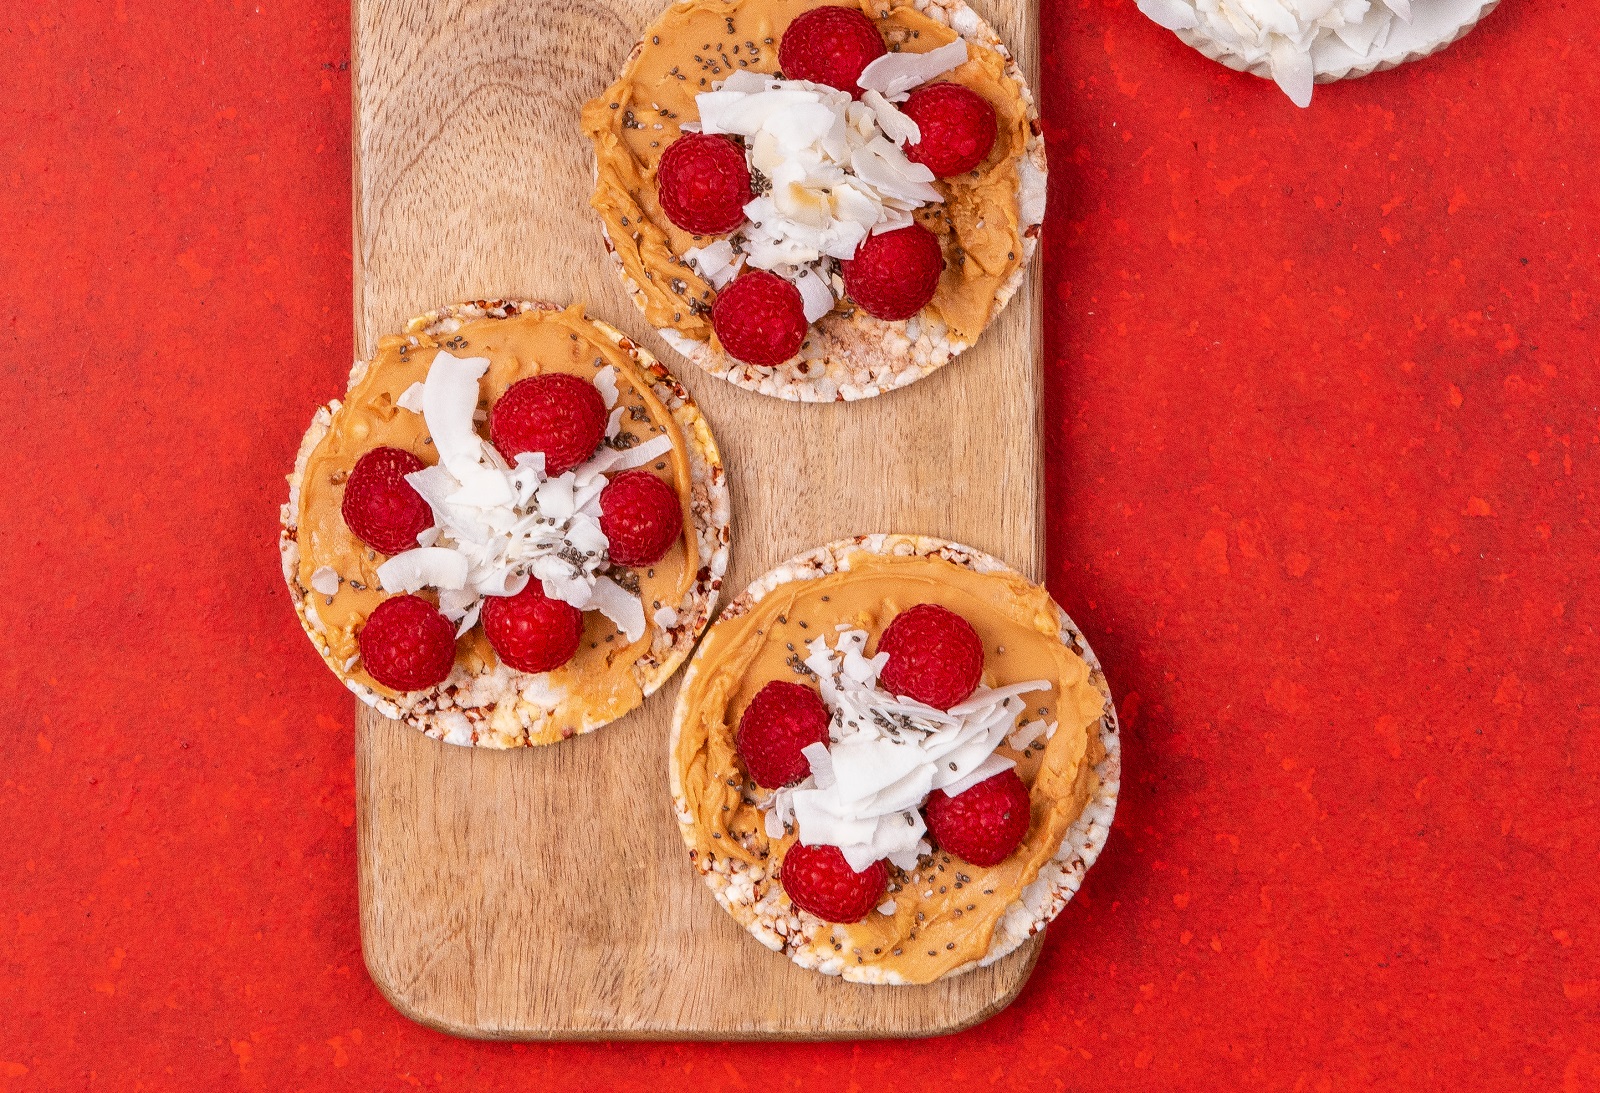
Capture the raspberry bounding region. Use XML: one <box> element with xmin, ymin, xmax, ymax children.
<box><xmin>488</xmin><ymin>373</ymin><xmax>607</xmax><ymax>475</ymax></box>
<box><xmin>711</xmin><ymin>270</ymin><xmax>808</xmax><ymax>366</ymax></box>
<box><xmin>778</xmin><ymin>5</ymin><xmax>886</xmax><ymax>98</ymax></box>
<box><xmin>656</xmin><ymin>132</ymin><xmax>753</xmax><ymax>236</ymax></box>
<box><xmin>480</xmin><ymin>582</ymin><xmax>584</xmax><ymax>673</ymax></box>
<box><xmin>358</xmin><ymin>594</ymin><xmax>457</xmax><ymax>692</ymax></box>
<box><xmin>736</xmin><ymin>680</ymin><xmax>832</xmax><ymax>787</ymax></box>
<box><xmin>341</xmin><ymin>446</ymin><xmax>434</xmax><ymax>555</ymax></box>
<box><xmin>924</xmin><ymin>769</ymin><xmax>1032</xmax><ymax>867</ymax></box>
<box><xmin>600</xmin><ymin>469</ymin><xmax>683</xmax><ymax>567</ymax></box>
<box><xmin>875</xmin><ymin>602</ymin><xmax>983</xmax><ymax>710</ymax></box>
<box><xmin>780</xmin><ymin>843</ymin><xmax>888</xmax><ymax>923</ymax></box>
<box><xmin>900</xmin><ymin>82</ymin><xmax>998</xmax><ymax>177</ymax></box>
<box><xmin>840</xmin><ymin>223</ymin><xmax>944</xmax><ymax>322</ymax></box>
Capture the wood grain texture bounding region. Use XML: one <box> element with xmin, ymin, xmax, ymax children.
<box><xmin>353</xmin><ymin>0</ymin><xmax>1044</xmax><ymax>1039</ymax></box>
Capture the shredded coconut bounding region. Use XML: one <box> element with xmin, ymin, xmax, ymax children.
<box><xmin>375</xmin><ymin>351</ymin><xmax>669</xmax><ymax>643</ymax></box>
<box><xmin>760</xmin><ymin>629</ymin><xmax>1048</xmax><ymax>872</ymax></box>
<box><xmin>691</xmin><ymin>63</ymin><xmax>962</xmax><ymax>307</ymax></box>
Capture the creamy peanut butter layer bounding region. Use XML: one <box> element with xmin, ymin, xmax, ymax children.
<box><xmin>583</xmin><ymin>0</ymin><xmax>1047</xmax><ymax>401</ymax></box>
<box><xmin>670</xmin><ymin>536</ymin><xmax>1119</xmax><ymax>983</ymax></box>
<box><xmin>280</xmin><ymin>301</ymin><xmax>730</xmax><ymax>748</ymax></box>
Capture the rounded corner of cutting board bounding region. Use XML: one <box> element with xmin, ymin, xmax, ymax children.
<box><xmin>355</xmin><ymin>697</ymin><xmax>1051</xmax><ymax>1040</ymax></box>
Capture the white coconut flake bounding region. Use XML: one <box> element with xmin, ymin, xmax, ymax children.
<box><xmin>309</xmin><ymin>566</ymin><xmax>341</xmax><ymax>596</ymax></box>
<box><xmin>374</xmin><ymin>351</ymin><xmax>656</xmax><ymax>647</ymax></box>
<box><xmin>862</xmin><ymin>89</ymin><xmax>921</xmax><ymax>145</ymax></box>
<box><xmin>376</xmin><ymin>547</ymin><xmax>470</xmax><ymax>593</ymax></box>
<box><xmin>593</xmin><ymin>365</ymin><xmax>619</xmax><ymax>410</ymax></box>
<box><xmin>595</xmin><ymin>433</ymin><xmax>675</xmax><ymax>473</ymax></box>
<box><xmin>876</xmin><ymin>899</ymin><xmax>898</xmax><ymax>916</ymax></box>
<box><xmin>421</xmin><ymin>352</ymin><xmax>495</xmax><ymax>481</ymax></box>
<box><xmin>1006</xmin><ymin>718</ymin><xmax>1051</xmax><ymax>751</ymax></box>
<box><xmin>941</xmin><ymin>752</ymin><xmax>1017</xmax><ymax>798</ymax></box>
<box><xmin>684</xmin><ymin>240</ymin><xmax>742</xmax><ymax>289</ymax></box>
<box><xmin>396</xmin><ymin>381</ymin><xmax>427</xmax><ymax>414</ymax></box>
<box><xmin>757</xmin><ymin>629</ymin><xmax>1047</xmax><ymax>873</ymax></box>
<box><xmin>794</xmin><ymin>267</ymin><xmax>836</xmax><ymax>322</ymax></box>
<box><xmin>588</xmin><ymin>576</ymin><xmax>647</xmax><ymax>643</ymax></box>
<box><xmin>454</xmin><ymin>600</ymin><xmax>482</xmax><ymax>638</ymax></box>
<box><xmin>857</xmin><ymin>40</ymin><xmax>969</xmax><ymax>101</ymax></box>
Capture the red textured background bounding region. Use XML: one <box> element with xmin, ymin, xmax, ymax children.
<box><xmin>2</xmin><ymin>0</ymin><xmax>1596</xmax><ymax>1088</ymax></box>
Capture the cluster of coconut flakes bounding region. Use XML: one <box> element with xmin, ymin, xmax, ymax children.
<box><xmin>326</xmin><ymin>351</ymin><xmax>671</xmax><ymax>645</ymax></box>
<box><xmin>680</xmin><ymin>42</ymin><xmax>973</xmax><ymax>321</ymax></box>
<box><xmin>761</xmin><ymin>627</ymin><xmax>1058</xmax><ymax>873</ymax></box>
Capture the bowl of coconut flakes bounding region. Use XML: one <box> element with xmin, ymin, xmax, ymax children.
<box><xmin>1135</xmin><ymin>0</ymin><xmax>1500</xmax><ymax>107</ymax></box>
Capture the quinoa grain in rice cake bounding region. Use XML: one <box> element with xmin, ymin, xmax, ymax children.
<box><xmin>669</xmin><ymin>535</ymin><xmax>1119</xmax><ymax>984</ymax></box>
<box><xmin>280</xmin><ymin>301</ymin><xmax>730</xmax><ymax>748</ymax></box>
<box><xmin>582</xmin><ymin>0</ymin><xmax>1047</xmax><ymax>402</ymax></box>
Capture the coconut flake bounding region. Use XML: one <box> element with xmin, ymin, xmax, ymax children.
<box><xmin>941</xmin><ymin>752</ymin><xmax>1017</xmax><ymax>798</ymax></box>
<box><xmin>376</xmin><ymin>547</ymin><xmax>470</xmax><ymax>593</ymax></box>
<box><xmin>593</xmin><ymin>365</ymin><xmax>619</xmax><ymax>410</ymax></box>
<box><xmin>1006</xmin><ymin>718</ymin><xmax>1050</xmax><ymax>751</ymax></box>
<box><xmin>588</xmin><ymin>576</ymin><xmax>647</xmax><ymax>643</ymax></box>
<box><xmin>683</xmin><ymin>240</ymin><xmax>742</xmax><ymax>289</ymax></box>
<box><xmin>421</xmin><ymin>352</ymin><xmax>492</xmax><ymax>480</ymax></box>
<box><xmin>309</xmin><ymin>566</ymin><xmax>341</xmax><ymax>596</ymax></box>
<box><xmin>877</xmin><ymin>899</ymin><xmax>898</xmax><ymax>916</ymax></box>
<box><xmin>793</xmin><ymin>267</ymin><xmax>835</xmax><ymax>322</ymax></box>
<box><xmin>601</xmin><ymin>433</ymin><xmax>675</xmax><ymax>472</ymax></box>
<box><xmin>862</xmin><ymin>89</ymin><xmax>921</xmax><ymax>145</ymax></box>
<box><xmin>857</xmin><ymin>40</ymin><xmax>969</xmax><ymax>101</ymax></box>
<box><xmin>454</xmin><ymin>599</ymin><xmax>482</xmax><ymax>638</ymax></box>
<box><xmin>396</xmin><ymin>381</ymin><xmax>427</xmax><ymax>414</ymax></box>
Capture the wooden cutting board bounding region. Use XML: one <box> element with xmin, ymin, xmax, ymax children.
<box><xmin>353</xmin><ymin>0</ymin><xmax>1044</xmax><ymax>1039</ymax></box>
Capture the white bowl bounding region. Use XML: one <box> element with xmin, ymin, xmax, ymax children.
<box><xmin>1160</xmin><ymin>0</ymin><xmax>1500</xmax><ymax>99</ymax></box>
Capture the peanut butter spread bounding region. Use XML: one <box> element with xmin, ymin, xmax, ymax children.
<box><xmin>674</xmin><ymin>552</ymin><xmax>1106</xmax><ymax>983</ymax></box>
<box><xmin>582</xmin><ymin>0</ymin><xmax>1034</xmax><ymax>348</ymax></box>
<box><xmin>294</xmin><ymin>306</ymin><xmax>697</xmax><ymax>731</ymax></box>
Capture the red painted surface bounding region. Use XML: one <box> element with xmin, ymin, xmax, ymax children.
<box><xmin>1</xmin><ymin>0</ymin><xmax>1595</xmax><ymax>1088</ymax></box>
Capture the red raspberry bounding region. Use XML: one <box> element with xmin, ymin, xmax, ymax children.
<box><xmin>924</xmin><ymin>769</ymin><xmax>1031</xmax><ymax>867</ymax></box>
<box><xmin>358</xmin><ymin>594</ymin><xmax>457</xmax><ymax>692</ymax></box>
<box><xmin>840</xmin><ymin>223</ymin><xmax>944</xmax><ymax>322</ymax></box>
<box><xmin>875</xmin><ymin>602</ymin><xmax>983</xmax><ymax>710</ymax></box>
<box><xmin>600</xmin><ymin>469</ymin><xmax>683</xmax><ymax>567</ymax></box>
<box><xmin>900</xmin><ymin>82</ymin><xmax>998</xmax><ymax>177</ymax></box>
<box><xmin>711</xmin><ymin>270</ymin><xmax>808</xmax><ymax>366</ymax></box>
<box><xmin>656</xmin><ymin>132</ymin><xmax>753</xmax><ymax>236</ymax></box>
<box><xmin>780</xmin><ymin>843</ymin><xmax>888</xmax><ymax>923</ymax></box>
<box><xmin>488</xmin><ymin>373</ymin><xmax>607</xmax><ymax>475</ymax></box>
<box><xmin>778</xmin><ymin>5</ymin><xmax>886</xmax><ymax>98</ymax></box>
<box><xmin>341</xmin><ymin>446</ymin><xmax>434</xmax><ymax>555</ymax></box>
<box><xmin>736</xmin><ymin>680</ymin><xmax>832</xmax><ymax>787</ymax></box>
<box><xmin>480</xmin><ymin>583</ymin><xmax>584</xmax><ymax>673</ymax></box>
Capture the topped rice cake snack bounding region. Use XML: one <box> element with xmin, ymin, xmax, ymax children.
<box><xmin>281</xmin><ymin>301</ymin><xmax>730</xmax><ymax>748</ymax></box>
<box><xmin>670</xmin><ymin>535</ymin><xmax>1119</xmax><ymax>983</ymax></box>
<box><xmin>583</xmin><ymin>0</ymin><xmax>1047</xmax><ymax>402</ymax></box>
